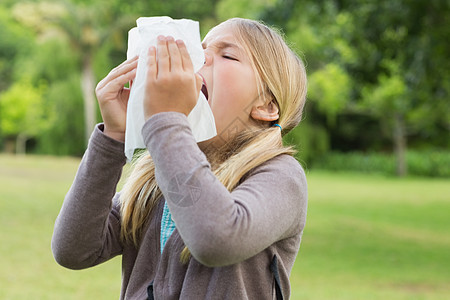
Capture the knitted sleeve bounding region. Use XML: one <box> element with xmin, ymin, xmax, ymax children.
<box><xmin>51</xmin><ymin>124</ymin><xmax>126</xmax><ymax>269</ymax></box>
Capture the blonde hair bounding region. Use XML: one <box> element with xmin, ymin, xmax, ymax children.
<box><xmin>119</xmin><ymin>18</ymin><xmax>307</xmax><ymax>263</ymax></box>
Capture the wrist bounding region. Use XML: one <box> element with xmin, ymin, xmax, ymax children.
<box><xmin>145</xmin><ymin>107</ymin><xmax>189</xmax><ymax>121</ymax></box>
<box><xmin>103</xmin><ymin>127</ymin><xmax>125</xmax><ymax>142</ymax></box>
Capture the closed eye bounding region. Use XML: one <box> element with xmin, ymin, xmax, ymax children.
<box><xmin>223</xmin><ymin>55</ymin><xmax>238</xmax><ymax>61</ymax></box>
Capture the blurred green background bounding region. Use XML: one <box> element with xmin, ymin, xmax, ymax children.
<box><xmin>0</xmin><ymin>0</ymin><xmax>449</xmax><ymax>299</ymax></box>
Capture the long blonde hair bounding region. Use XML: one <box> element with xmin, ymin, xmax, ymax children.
<box><xmin>119</xmin><ymin>18</ymin><xmax>307</xmax><ymax>263</ymax></box>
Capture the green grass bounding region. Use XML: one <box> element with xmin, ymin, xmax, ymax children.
<box><xmin>1</xmin><ymin>155</ymin><xmax>449</xmax><ymax>299</ymax></box>
<box><xmin>0</xmin><ymin>154</ymin><xmax>121</xmax><ymax>300</ymax></box>
<box><xmin>290</xmin><ymin>171</ymin><xmax>450</xmax><ymax>300</ymax></box>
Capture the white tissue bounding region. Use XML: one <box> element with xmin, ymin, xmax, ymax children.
<box><xmin>125</xmin><ymin>17</ymin><xmax>216</xmax><ymax>161</ymax></box>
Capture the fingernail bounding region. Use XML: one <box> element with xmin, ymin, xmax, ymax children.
<box><xmin>157</xmin><ymin>35</ymin><xmax>165</xmax><ymax>41</ymax></box>
<box><xmin>166</xmin><ymin>36</ymin><xmax>174</xmax><ymax>42</ymax></box>
<box><xmin>176</xmin><ymin>40</ymin><xmax>184</xmax><ymax>46</ymax></box>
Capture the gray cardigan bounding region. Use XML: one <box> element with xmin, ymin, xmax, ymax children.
<box><xmin>52</xmin><ymin>112</ymin><xmax>308</xmax><ymax>299</ymax></box>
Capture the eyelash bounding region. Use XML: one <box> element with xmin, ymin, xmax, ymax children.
<box><xmin>222</xmin><ymin>55</ymin><xmax>238</xmax><ymax>61</ymax></box>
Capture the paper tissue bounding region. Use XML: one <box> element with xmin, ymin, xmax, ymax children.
<box><xmin>125</xmin><ymin>17</ymin><xmax>217</xmax><ymax>161</ymax></box>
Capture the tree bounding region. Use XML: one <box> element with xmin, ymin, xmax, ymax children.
<box><xmin>262</xmin><ymin>0</ymin><xmax>450</xmax><ymax>175</ymax></box>
<box><xmin>11</xmin><ymin>0</ymin><xmax>225</xmax><ymax>147</ymax></box>
<box><xmin>361</xmin><ymin>62</ymin><xmax>409</xmax><ymax>175</ymax></box>
<box><xmin>12</xmin><ymin>0</ymin><xmax>136</xmax><ymax>145</ymax></box>
<box><xmin>0</xmin><ymin>79</ymin><xmax>47</xmax><ymax>154</ymax></box>
<box><xmin>340</xmin><ymin>0</ymin><xmax>450</xmax><ymax>176</ymax></box>
<box><xmin>308</xmin><ymin>63</ymin><xmax>351</xmax><ymax>126</ymax></box>
<box><xmin>0</xmin><ymin>5</ymin><xmax>35</xmax><ymax>151</ymax></box>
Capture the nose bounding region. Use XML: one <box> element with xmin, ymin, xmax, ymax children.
<box><xmin>203</xmin><ymin>50</ymin><xmax>213</xmax><ymax>66</ymax></box>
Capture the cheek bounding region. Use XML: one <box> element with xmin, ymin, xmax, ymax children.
<box><xmin>217</xmin><ymin>67</ymin><xmax>258</xmax><ymax>111</ymax></box>
<box><xmin>210</xmin><ymin>65</ymin><xmax>259</xmax><ymax>135</ymax></box>
<box><xmin>210</xmin><ymin>101</ymin><xmax>238</xmax><ymax>135</ymax></box>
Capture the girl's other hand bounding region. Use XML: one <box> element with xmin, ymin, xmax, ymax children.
<box><xmin>95</xmin><ymin>56</ymin><xmax>138</xmax><ymax>142</ymax></box>
<box><xmin>144</xmin><ymin>36</ymin><xmax>203</xmax><ymax>120</ymax></box>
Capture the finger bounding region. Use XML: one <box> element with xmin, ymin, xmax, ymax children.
<box><xmin>167</xmin><ymin>37</ymin><xmax>182</xmax><ymax>71</ymax></box>
<box><xmin>118</xmin><ymin>88</ymin><xmax>131</xmax><ymax>105</ymax></box>
<box><xmin>100</xmin><ymin>68</ymin><xmax>137</xmax><ymax>99</ymax></box>
<box><xmin>195</xmin><ymin>73</ymin><xmax>203</xmax><ymax>94</ymax></box>
<box><xmin>147</xmin><ymin>46</ymin><xmax>157</xmax><ymax>80</ymax></box>
<box><xmin>97</xmin><ymin>56</ymin><xmax>138</xmax><ymax>90</ymax></box>
<box><xmin>176</xmin><ymin>40</ymin><xmax>194</xmax><ymax>72</ymax></box>
<box><xmin>157</xmin><ymin>35</ymin><xmax>170</xmax><ymax>77</ymax></box>
<box><xmin>105</xmin><ymin>56</ymin><xmax>138</xmax><ymax>83</ymax></box>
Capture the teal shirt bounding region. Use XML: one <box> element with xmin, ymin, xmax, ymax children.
<box><xmin>160</xmin><ymin>201</ymin><xmax>176</xmax><ymax>253</ymax></box>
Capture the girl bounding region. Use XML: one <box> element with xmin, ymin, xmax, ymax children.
<box><xmin>52</xmin><ymin>18</ymin><xmax>307</xmax><ymax>299</ymax></box>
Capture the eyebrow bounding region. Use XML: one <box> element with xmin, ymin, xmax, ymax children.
<box><xmin>202</xmin><ymin>41</ymin><xmax>244</xmax><ymax>53</ymax></box>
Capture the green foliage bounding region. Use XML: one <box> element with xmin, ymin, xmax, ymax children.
<box><xmin>0</xmin><ymin>78</ymin><xmax>48</xmax><ymax>137</ymax></box>
<box><xmin>343</xmin><ymin>0</ymin><xmax>449</xmax><ymax>148</ymax></box>
<box><xmin>362</xmin><ymin>71</ymin><xmax>407</xmax><ymax>114</ymax></box>
<box><xmin>0</xmin><ymin>7</ymin><xmax>33</xmax><ymax>92</ymax></box>
<box><xmin>284</xmin><ymin>120</ymin><xmax>329</xmax><ymax>167</ymax></box>
<box><xmin>267</xmin><ymin>0</ymin><xmax>450</xmax><ymax>165</ymax></box>
<box><xmin>0</xmin><ymin>0</ymin><xmax>448</xmax><ymax>166</ymax></box>
<box><xmin>406</xmin><ymin>150</ymin><xmax>450</xmax><ymax>178</ymax></box>
<box><xmin>308</xmin><ymin>63</ymin><xmax>351</xmax><ymax>125</ymax></box>
<box><xmin>15</xmin><ymin>39</ymin><xmax>80</xmax><ymax>84</ymax></box>
<box><xmin>216</xmin><ymin>0</ymin><xmax>276</xmax><ymax>21</ymax></box>
<box><xmin>313</xmin><ymin>150</ymin><xmax>450</xmax><ymax>178</ymax></box>
<box><xmin>313</xmin><ymin>151</ymin><xmax>396</xmax><ymax>175</ymax></box>
<box><xmin>6</xmin><ymin>32</ymin><xmax>85</xmax><ymax>155</ymax></box>
<box><xmin>36</xmin><ymin>75</ymin><xmax>85</xmax><ymax>156</ymax></box>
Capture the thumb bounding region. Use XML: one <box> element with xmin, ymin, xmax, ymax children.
<box><xmin>195</xmin><ymin>74</ymin><xmax>203</xmax><ymax>93</ymax></box>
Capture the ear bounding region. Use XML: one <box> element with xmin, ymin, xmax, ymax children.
<box><xmin>250</xmin><ymin>100</ymin><xmax>279</xmax><ymax>122</ymax></box>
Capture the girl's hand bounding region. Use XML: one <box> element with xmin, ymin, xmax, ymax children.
<box><xmin>144</xmin><ymin>36</ymin><xmax>203</xmax><ymax>120</ymax></box>
<box><xmin>95</xmin><ymin>56</ymin><xmax>138</xmax><ymax>142</ymax></box>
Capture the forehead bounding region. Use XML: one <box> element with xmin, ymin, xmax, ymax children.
<box><xmin>202</xmin><ymin>23</ymin><xmax>238</xmax><ymax>47</ymax></box>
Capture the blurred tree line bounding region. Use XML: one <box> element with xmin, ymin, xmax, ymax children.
<box><xmin>0</xmin><ymin>0</ymin><xmax>448</xmax><ymax>176</ymax></box>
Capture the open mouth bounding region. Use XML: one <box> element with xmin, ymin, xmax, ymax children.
<box><xmin>199</xmin><ymin>74</ymin><xmax>209</xmax><ymax>101</ymax></box>
<box><xmin>201</xmin><ymin>83</ymin><xmax>209</xmax><ymax>101</ymax></box>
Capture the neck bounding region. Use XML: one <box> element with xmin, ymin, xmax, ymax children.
<box><xmin>198</xmin><ymin>128</ymin><xmax>260</xmax><ymax>170</ymax></box>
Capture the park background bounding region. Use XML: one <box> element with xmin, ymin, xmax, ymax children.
<box><xmin>0</xmin><ymin>0</ymin><xmax>448</xmax><ymax>299</ymax></box>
